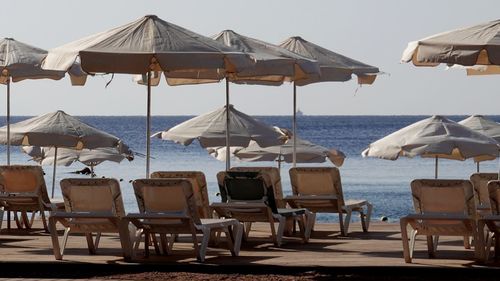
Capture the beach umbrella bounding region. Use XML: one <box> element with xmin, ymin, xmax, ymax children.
<box><xmin>42</xmin><ymin>15</ymin><xmax>253</xmax><ymax>177</ymax></box>
<box><xmin>22</xmin><ymin>146</ymin><xmax>133</xmax><ymax>177</ymax></box>
<box><xmin>361</xmin><ymin>115</ymin><xmax>499</xmax><ymax>179</ymax></box>
<box><xmin>210</xmin><ymin>30</ymin><xmax>320</xmax><ymax>169</ymax></box>
<box><xmin>401</xmin><ymin>19</ymin><xmax>500</xmax><ymax>75</ymax></box>
<box><xmin>0</xmin><ymin>38</ymin><xmax>86</xmax><ymax>165</ymax></box>
<box><xmin>459</xmin><ymin>115</ymin><xmax>500</xmax><ymax>172</ymax></box>
<box><xmin>210</xmin><ymin>138</ymin><xmax>345</xmax><ymax>171</ymax></box>
<box><xmin>279</xmin><ymin>36</ymin><xmax>382</xmax><ymax>166</ymax></box>
<box><xmin>0</xmin><ymin>110</ymin><xmax>130</xmax><ymax>197</ymax></box>
<box><xmin>153</xmin><ymin>104</ymin><xmax>285</xmax><ymax>153</ymax></box>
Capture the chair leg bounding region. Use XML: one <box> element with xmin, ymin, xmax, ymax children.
<box><xmin>151</xmin><ymin>233</ymin><xmax>161</xmax><ymax>255</ymax></box>
<box><xmin>494</xmin><ymin>232</ymin><xmax>500</xmax><ymax>260</ymax></box>
<box><xmin>276</xmin><ymin>217</ymin><xmax>286</xmax><ymax>247</ymax></box>
<box><xmin>304</xmin><ymin>211</ymin><xmax>316</xmax><ymax>241</ymax></box>
<box><xmin>361</xmin><ymin>202</ymin><xmax>373</xmax><ymax>232</ymax></box>
<box><xmin>0</xmin><ymin>208</ymin><xmax>3</xmax><ymax>230</ymax></box>
<box><xmin>338</xmin><ymin>213</ymin><xmax>345</xmax><ymax>236</ymax></box>
<box><xmin>400</xmin><ymin>218</ymin><xmax>412</xmax><ymax>263</ymax></box>
<box><xmin>144</xmin><ymin>230</ymin><xmax>150</xmax><ymax>258</ymax></box>
<box><xmin>118</xmin><ymin>220</ymin><xmax>133</xmax><ymax>261</ymax></box>
<box><xmin>343</xmin><ymin>209</ymin><xmax>352</xmax><ymax>236</ymax></box>
<box><xmin>48</xmin><ymin>217</ymin><xmax>63</xmax><ymax>260</ymax></box>
<box><xmin>197</xmin><ymin>228</ymin><xmax>210</xmax><ymax>262</ymax></box>
<box><xmin>159</xmin><ymin>234</ymin><xmax>169</xmax><ymax>255</ymax></box>
<box><xmin>433</xmin><ymin>235</ymin><xmax>439</xmax><ymax>252</ymax></box>
<box><xmin>61</xmin><ymin>227</ymin><xmax>71</xmax><ymax>257</ymax></box>
<box><xmin>222</xmin><ymin>226</ymin><xmax>236</xmax><ymax>256</ymax></box>
<box><xmin>244</xmin><ymin>222</ymin><xmax>252</xmax><ymax>239</ymax></box>
<box><xmin>426</xmin><ymin>235</ymin><xmax>435</xmax><ymax>258</ymax></box>
<box><xmin>14</xmin><ymin>212</ymin><xmax>23</xmax><ymax>229</ymax></box>
<box><xmin>463</xmin><ymin>235</ymin><xmax>471</xmax><ymax>249</ymax></box>
<box><xmin>231</xmin><ymin>223</ymin><xmax>243</xmax><ymax>256</ymax></box>
<box><xmin>85</xmin><ymin>233</ymin><xmax>97</xmax><ymax>254</ymax></box>
<box><xmin>409</xmin><ymin>229</ymin><xmax>417</xmax><ymax>259</ymax></box>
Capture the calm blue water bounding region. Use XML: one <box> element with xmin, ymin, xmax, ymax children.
<box><xmin>2</xmin><ymin>115</ymin><xmax>499</xmax><ymax>223</ymax></box>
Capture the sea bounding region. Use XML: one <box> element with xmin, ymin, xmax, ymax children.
<box><xmin>2</xmin><ymin>115</ymin><xmax>499</xmax><ymax>223</ymax></box>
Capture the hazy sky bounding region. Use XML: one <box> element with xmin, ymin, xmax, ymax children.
<box><xmin>1</xmin><ymin>0</ymin><xmax>499</xmax><ymax>116</ymax></box>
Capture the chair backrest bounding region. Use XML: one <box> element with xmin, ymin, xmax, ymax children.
<box><xmin>150</xmin><ymin>171</ymin><xmax>210</xmax><ymax>218</ymax></box>
<box><xmin>470</xmin><ymin>173</ymin><xmax>497</xmax><ymax>207</ymax></box>
<box><xmin>217</xmin><ymin>171</ymin><xmax>278</xmax><ymax>213</ymax></box>
<box><xmin>487</xmin><ymin>180</ymin><xmax>500</xmax><ymax>215</ymax></box>
<box><xmin>410</xmin><ymin>179</ymin><xmax>475</xmax><ymax>216</ymax></box>
<box><xmin>60</xmin><ymin>178</ymin><xmax>125</xmax><ymax>217</ymax></box>
<box><xmin>230</xmin><ymin>167</ymin><xmax>285</xmax><ymax>208</ymax></box>
<box><xmin>289</xmin><ymin>167</ymin><xmax>345</xmax><ymax>206</ymax></box>
<box><xmin>132</xmin><ymin>179</ymin><xmax>200</xmax><ymax>225</ymax></box>
<box><xmin>0</xmin><ymin>165</ymin><xmax>50</xmax><ymax>204</ymax></box>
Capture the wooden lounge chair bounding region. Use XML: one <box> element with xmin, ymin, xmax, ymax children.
<box><xmin>400</xmin><ymin>179</ymin><xmax>479</xmax><ymax>263</ymax></box>
<box><xmin>211</xmin><ymin>171</ymin><xmax>314</xmax><ymax>246</ymax></box>
<box><xmin>0</xmin><ymin>165</ymin><xmax>64</xmax><ymax>231</ymax></box>
<box><xmin>48</xmin><ymin>178</ymin><xmax>129</xmax><ymax>260</ymax></box>
<box><xmin>123</xmin><ymin>179</ymin><xmax>243</xmax><ymax>262</ymax></box>
<box><xmin>150</xmin><ymin>171</ymin><xmax>211</xmax><ymax>218</ymax></box>
<box><xmin>229</xmin><ymin>167</ymin><xmax>285</xmax><ymax>208</ymax></box>
<box><xmin>478</xmin><ymin>180</ymin><xmax>500</xmax><ymax>261</ymax></box>
<box><xmin>470</xmin><ymin>173</ymin><xmax>497</xmax><ymax>214</ymax></box>
<box><xmin>286</xmin><ymin>167</ymin><xmax>372</xmax><ymax>236</ymax></box>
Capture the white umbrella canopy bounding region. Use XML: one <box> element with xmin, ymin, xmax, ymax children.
<box><xmin>279</xmin><ymin>36</ymin><xmax>382</xmax><ymax>167</ymax></box>
<box><xmin>212</xmin><ymin>30</ymin><xmax>320</xmax><ymax>84</ymax></box>
<box><xmin>22</xmin><ymin>146</ymin><xmax>132</xmax><ymax>167</ymax></box>
<box><xmin>0</xmin><ymin>38</ymin><xmax>86</xmax><ymax>164</ymax></box>
<box><xmin>42</xmin><ymin>15</ymin><xmax>254</xmax><ymax>177</ymax></box>
<box><xmin>459</xmin><ymin>115</ymin><xmax>500</xmax><ymax>172</ymax></box>
<box><xmin>459</xmin><ymin>115</ymin><xmax>500</xmax><ymax>143</ymax></box>
<box><xmin>362</xmin><ymin>115</ymin><xmax>500</xmax><ymax>178</ymax></box>
<box><xmin>153</xmin><ymin>104</ymin><xmax>285</xmax><ymax>149</ymax></box>
<box><xmin>401</xmin><ymin>19</ymin><xmax>500</xmax><ymax>75</ymax></box>
<box><xmin>0</xmin><ymin>110</ymin><xmax>130</xmax><ymax>196</ymax></box>
<box><xmin>279</xmin><ymin>36</ymin><xmax>381</xmax><ymax>86</ymax></box>
<box><xmin>211</xmin><ymin>138</ymin><xmax>345</xmax><ymax>169</ymax></box>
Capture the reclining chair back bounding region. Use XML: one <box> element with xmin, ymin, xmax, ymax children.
<box><xmin>60</xmin><ymin>178</ymin><xmax>125</xmax><ymax>232</ymax></box>
<box><xmin>230</xmin><ymin>167</ymin><xmax>285</xmax><ymax>208</ymax></box>
<box><xmin>470</xmin><ymin>173</ymin><xmax>497</xmax><ymax>209</ymax></box>
<box><xmin>133</xmin><ymin>179</ymin><xmax>200</xmax><ymax>231</ymax></box>
<box><xmin>289</xmin><ymin>167</ymin><xmax>344</xmax><ymax>212</ymax></box>
<box><xmin>487</xmin><ymin>180</ymin><xmax>500</xmax><ymax>215</ymax></box>
<box><xmin>150</xmin><ymin>171</ymin><xmax>210</xmax><ymax>218</ymax></box>
<box><xmin>0</xmin><ymin>165</ymin><xmax>50</xmax><ymax>210</ymax></box>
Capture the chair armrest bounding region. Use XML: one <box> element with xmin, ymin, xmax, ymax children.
<box><xmin>284</xmin><ymin>195</ymin><xmax>338</xmax><ymax>201</ymax></box>
<box><xmin>125</xmin><ymin>212</ymin><xmax>190</xmax><ymax>220</ymax></box>
<box><xmin>401</xmin><ymin>213</ymin><xmax>473</xmax><ymax>221</ymax></box>
<box><xmin>50</xmin><ymin>211</ymin><xmax>117</xmax><ymax>219</ymax></box>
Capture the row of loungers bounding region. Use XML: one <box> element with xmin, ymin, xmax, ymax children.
<box><xmin>4</xmin><ymin>165</ymin><xmax>498</xmax><ymax>263</ymax></box>
<box><xmin>0</xmin><ymin>165</ymin><xmax>372</xmax><ymax>262</ymax></box>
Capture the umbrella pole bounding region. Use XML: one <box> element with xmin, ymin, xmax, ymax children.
<box><xmin>146</xmin><ymin>71</ymin><xmax>151</xmax><ymax>178</ymax></box>
<box><xmin>292</xmin><ymin>82</ymin><xmax>297</xmax><ymax>167</ymax></box>
<box><xmin>90</xmin><ymin>165</ymin><xmax>95</xmax><ymax>178</ymax></box>
<box><xmin>6</xmin><ymin>79</ymin><xmax>10</xmax><ymax>165</ymax></box>
<box><xmin>477</xmin><ymin>162</ymin><xmax>480</xmax><ymax>173</ymax></box>
<box><xmin>225</xmin><ymin>79</ymin><xmax>230</xmax><ymax>171</ymax></box>
<box><xmin>51</xmin><ymin>147</ymin><xmax>58</xmax><ymax>198</ymax></box>
<box><xmin>434</xmin><ymin>156</ymin><xmax>438</xmax><ymax>179</ymax></box>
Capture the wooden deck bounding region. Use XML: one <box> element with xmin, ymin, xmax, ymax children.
<box><xmin>0</xmin><ymin>219</ymin><xmax>498</xmax><ymax>270</ymax></box>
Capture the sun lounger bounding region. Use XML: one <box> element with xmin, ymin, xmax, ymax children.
<box><xmin>400</xmin><ymin>179</ymin><xmax>479</xmax><ymax>263</ymax></box>
<box><xmin>211</xmin><ymin>171</ymin><xmax>314</xmax><ymax>246</ymax></box>
<box><xmin>477</xmin><ymin>180</ymin><xmax>500</xmax><ymax>261</ymax></box>
<box><xmin>151</xmin><ymin>171</ymin><xmax>211</xmax><ymax>218</ymax></box>
<box><xmin>48</xmin><ymin>178</ymin><xmax>129</xmax><ymax>260</ymax></box>
<box><xmin>123</xmin><ymin>179</ymin><xmax>243</xmax><ymax>262</ymax></box>
<box><xmin>470</xmin><ymin>173</ymin><xmax>497</xmax><ymax>214</ymax></box>
<box><xmin>286</xmin><ymin>167</ymin><xmax>372</xmax><ymax>236</ymax></box>
<box><xmin>0</xmin><ymin>165</ymin><xmax>64</xmax><ymax>232</ymax></box>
